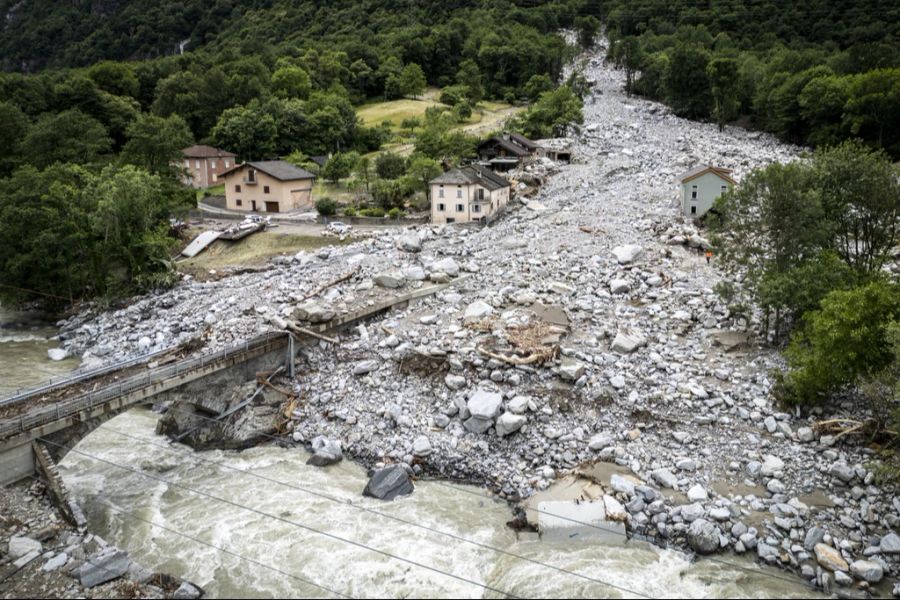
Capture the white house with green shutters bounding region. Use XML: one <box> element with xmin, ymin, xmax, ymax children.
<box><xmin>679</xmin><ymin>165</ymin><xmax>736</xmax><ymax>218</ymax></box>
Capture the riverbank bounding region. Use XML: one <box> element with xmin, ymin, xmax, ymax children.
<box><xmin>48</xmin><ymin>40</ymin><xmax>898</xmax><ymax>596</ymax></box>
<box><xmin>0</xmin><ymin>478</ymin><xmax>200</xmax><ymax>599</ymax></box>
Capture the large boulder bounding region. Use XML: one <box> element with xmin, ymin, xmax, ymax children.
<box><xmin>612</xmin><ymin>244</ymin><xmax>643</xmax><ymax>265</ymax></box>
<box><xmin>495</xmin><ymin>412</ymin><xmax>526</xmax><ymax>436</ymax></box>
<box><xmin>363</xmin><ymin>465</ymin><xmax>414</xmax><ymax>501</ymax></box>
<box><xmin>651</xmin><ymin>468</ymin><xmax>678</xmax><ymax>489</ymax></box>
<box><xmin>374</xmin><ymin>271</ymin><xmax>406</xmax><ymax>289</ymax></box>
<box><xmin>610</xmin><ymin>330</ymin><xmax>647</xmax><ymax>354</ymax></box>
<box><xmin>467</xmin><ymin>389</ymin><xmax>503</xmax><ymax>420</ymax></box>
<box><xmin>47</xmin><ymin>348</ymin><xmax>69</xmax><ymax>361</ymax></box>
<box><xmin>431</xmin><ymin>258</ymin><xmax>460</xmax><ymax>277</ymax></box>
<box><xmin>293</xmin><ymin>303</ymin><xmax>335</xmax><ymax>324</ymax></box>
<box><xmin>306</xmin><ymin>436</ymin><xmax>343</xmax><ymax>467</ymax></box>
<box><xmin>687</xmin><ymin>519</ymin><xmax>720</xmax><ymax>554</ymax></box>
<box><xmin>464</xmin><ymin>301</ymin><xmax>494</xmax><ymax>321</ymax></box>
<box><xmin>759</xmin><ymin>455</ymin><xmax>784</xmax><ymax>477</ymax></box>
<box><xmin>880</xmin><ymin>532</ymin><xmax>900</xmax><ymax>554</ymax></box>
<box><xmin>559</xmin><ymin>361</ymin><xmax>585</xmax><ymax>381</ymax></box>
<box><xmin>78</xmin><ymin>549</ymin><xmax>132</xmax><ymax>588</ymax></box>
<box><xmin>396</xmin><ymin>235</ymin><xmax>422</xmax><ymax>252</ymax></box>
<box><xmin>850</xmin><ymin>560</ymin><xmax>883</xmax><ymax>583</ymax></box>
<box><xmin>814</xmin><ymin>543</ymin><xmax>849</xmax><ymax>572</ymax></box>
<box><xmin>8</xmin><ymin>537</ymin><xmax>41</xmax><ymax>559</ymax></box>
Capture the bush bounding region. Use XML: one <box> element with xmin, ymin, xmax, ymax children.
<box><xmin>343</xmin><ymin>206</ymin><xmax>356</xmax><ymax>217</ymax></box>
<box><xmin>776</xmin><ymin>280</ymin><xmax>900</xmax><ymax>405</ymax></box>
<box><xmin>358</xmin><ymin>207</ymin><xmax>386</xmax><ymax>218</ymax></box>
<box><xmin>315</xmin><ymin>197</ymin><xmax>337</xmax><ymax>216</ymax></box>
<box><xmin>439</xmin><ymin>84</ymin><xmax>469</xmax><ymax>106</ymax></box>
<box><xmin>453</xmin><ymin>101</ymin><xmax>472</xmax><ymax>122</ymax></box>
<box><xmin>387</xmin><ymin>207</ymin><xmax>406</xmax><ymax>219</ymax></box>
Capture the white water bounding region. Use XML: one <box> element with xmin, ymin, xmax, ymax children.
<box><xmin>59</xmin><ymin>410</ymin><xmax>821</xmax><ymax>599</ymax></box>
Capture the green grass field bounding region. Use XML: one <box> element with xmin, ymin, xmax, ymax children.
<box><xmin>356</xmin><ymin>90</ymin><xmax>523</xmax><ymax>137</ymax></box>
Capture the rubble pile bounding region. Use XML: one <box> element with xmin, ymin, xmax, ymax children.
<box><xmin>53</xmin><ymin>42</ymin><xmax>897</xmax><ymax>595</ymax></box>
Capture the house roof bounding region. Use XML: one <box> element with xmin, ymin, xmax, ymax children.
<box><xmin>506</xmin><ymin>132</ymin><xmax>539</xmax><ymax>151</ymax></box>
<box><xmin>478</xmin><ymin>136</ymin><xmax>530</xmax><ymax>157</ymax></box>
<box><xmin>430</xmin><ymin>165</ymin><xmax>510</xmax><ymax>191</ymax></box>
<box><xmin>181</xmin><ymin>144</ymin><xmax>236</xmax><ymax>158</ymax></box>
<box><xmin>678</xmin><ymin>164</ymin><xmax>736</xmax><ymax>185</ymax></box>
<box><xmin>219</xmin><ymin>160</ymin><xmax>317</xmax><ymax>181</ymax></box>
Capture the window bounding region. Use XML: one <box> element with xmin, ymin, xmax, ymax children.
<box><xmin>224</xmin><ymin>160</ymin><xmax>230</xmax><ymax>168</ymax></box>
<box><xmin>210</xmin><ymin>160</ymin><xmax>216</xmax><ymax>169</ymax></box>
<box><xmin>438</xmin><ymin>187</ymin><xmax>444</xmax><ymax>199</ymax></box>
<box><xmin>248</xmin><ymin>170</ymin><xmax>256</xmax><ymax>182</ymax></box>
<box><xmin>235</xmin><ymin>185</ymin><xmax>241</xmax><ymax>192</ymax></box>
<box><xmin>212</xmin><ymin>174</ymin><xmax>217</xmax><ymax>182</ymax></box>
<box><xmin>476</xmin><ymin>189</ymin><xmax>484</xmax><ymax>201</ymax></box>
<box><xmin>437</xmin><ymin>203</ymin><xmax>446</xmax><ymax>211</ymax></box>
<box><xmin>456</xmin><ymin>186</ymin><xmax>462</xmax><ymax>198</ymax></box>
<box><xmin>195</xmin><ymin>160</ymin><xmax>200</xmax><ymax>169</ymax></box>
<box><xmin>236</xmin><ymin>199</ymin><xmax>242</xmax><ymax>206</ymax></box>
<box><xmin>264</xmin><ymin>185</ymin><xmax>270</xmax><ymax>194</ymax></box>
<box><xmin>691</xmin><ymin>206</ymin><xmax>697</xmax><ymax>214</ymax></box>
<box><xmin>184</xmin><ymin>159</ymin><xmax>190</xmax><ymax>168</ymax></box>
<box><xmin>456</xmin><ymin>204</ymin><xmax>464</xmax><ymax>212</ymax></box>
<box><xmin>691</xmin><ymin>185</ymin><xmax>698</xmax><ymax>200</ymax></box>
<box><xmin>473</xmin><ymin>204</ymin><xmax>481</xmax><ymax>213</ymax></box>
<box><xmin>721</xmin><ymin>185</ymin><xmax>727</xmax><ymax>193</ymax></box>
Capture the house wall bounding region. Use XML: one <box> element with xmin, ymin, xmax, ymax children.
<box><xmin>223</xmin><ymin>168</ymin><xmax>314</xmax><ymax>213</ymax></box>
<box><xmin>681</xmin><ymin>171</ymin><xmax>732</xmax><ymax>218</ymax></box>
<box><xmin>182</xmin><ymin>156</ymin><xmax>235</xmax><ymax>188</ymax></box>
<box><xmin>430</xmin><ymin>183</ymin><xmax>510</xmax><ymax>224</ymax></box>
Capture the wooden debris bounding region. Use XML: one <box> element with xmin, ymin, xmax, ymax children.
<box><xmin>301</xmin><ymin>266</ymin><xmax>359</xmax><ymax>301</ymax></box>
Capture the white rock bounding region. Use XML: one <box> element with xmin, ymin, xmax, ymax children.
<box><xmin>495</xmin><ymin>412</ymin><xmax>527</xmax><ymax>436</ymax></box>
<box><xmin>464</xmin><ymin>301</ymin><xmax>493</xmax><ymax>321</ymax></box>
<box><xmin>610</xmin><ymin>330</ymin><xmax>647</xmax><ymax>354</ymax></box>
<box><xmin>467</xmin><ymin>389</ymin><xmax>503</xmax><ymax>420</ymax></box>
<box><xmin>47</xmin><ymin>348</ymin><xmax>68</xmax><ymax>361</ymax></box>
<box><xmin>609</xmin><ymin>278</ymin><xmax>630</xmax><ymax>294</ymax></box>
<box><xmin>8</xmin><ymin>537</ymin><xmax>41</xmax><ymax>559</ymax></box>
<box><xmin>687</xmin><ymin>484</ymin><xmax>708</xmax><ymax>502</ymax></box>
<box><xmin>612</xmin><ymin>244</ymin><xmax>643</xmax><ymax>264</ymax></box>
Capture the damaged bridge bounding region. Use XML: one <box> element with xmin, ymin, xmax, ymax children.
<box><xmin>0</xmin><ymin>278</ymin><xmax>466</xmax><ymax>486</ymax></box>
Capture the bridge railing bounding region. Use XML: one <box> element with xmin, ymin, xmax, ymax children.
<box><xmin>0</xmin><ymin>345</ymin><xmax>179</xmax><ymax>408</ymax></box>
<box><xmin>0</xmin><ymin>331</ymin><xmax>289</xmax><ymax>439</ymax></box>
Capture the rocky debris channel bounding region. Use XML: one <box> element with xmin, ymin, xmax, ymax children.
<box><xmin>51</xmin><ymin>42</ymin><xmax>898</xmax><ymax>595</ymax></box>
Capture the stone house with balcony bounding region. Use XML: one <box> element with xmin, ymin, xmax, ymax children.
<box><xmin>179</xmin><ymin>145</ymin><xmax>237</xmax><ymax>188</ymax></box>
<box><xmin>219</xmin><ymin>161</ymin><xmax>316</xmax><ymax>213</ymax></box>
<box><xmin>429</xmin><ymin>166</ymin><xmax>510</xmax><ymax>224</ymax></box>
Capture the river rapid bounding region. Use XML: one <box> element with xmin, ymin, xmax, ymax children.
<box><xmin>0</xmin><ymin>306</ymin><xmax>79</xmax><ymax>396</ymax></box>
<box><xmin>59</xmin><ymin>409</ymin><xmax>822</xmax><ymax>599</ymax></box>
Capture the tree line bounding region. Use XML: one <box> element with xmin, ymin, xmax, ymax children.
<box><xmin>711</xmin><ymin>142</ymin><xmax>900</xmax><ymax>474</ymax></box>
<box><xmin>0</xmin><ymin>0</ymin><xmax>591</xmax><ymax>308</ymax></box>
<box><xmin>602</xmin><ymin>0</ymin><xmax>900</xmax><ymax>157</ymax></box>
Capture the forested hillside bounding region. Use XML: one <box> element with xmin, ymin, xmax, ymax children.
<box><xmin>0</xmin><ymin>0</ymin><xmax>588</xmax><ymax>306</ymax></box>
<box><xmin>602</xmin><ymin>0</ymin><xmax>900</xmax><ymax>155</ymax></box>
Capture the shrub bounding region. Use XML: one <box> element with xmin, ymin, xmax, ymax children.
<box><xmin>343</xmin><ymin>206</ymin><xmax>356</xmax><ymax>217</ymax></box>
<box><xmin>358</xmin><ymin>207</ymin><xmax>386</xmax><ymax>218</ymax></box>
<box><xmin>387</xmin><ymin>207</ymin><xmax>406</xmax><ymax>219</ymax></box>
<box><xmin>315</xmin><ymin>197</ymin><xmax>337</xmax><ymax>216</ymax></box>
<box><xmin>776</xmin><ymin>280</ymin><xmax>900</xmax><ymax>405</ymax></box>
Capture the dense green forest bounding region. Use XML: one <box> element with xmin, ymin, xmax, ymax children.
<box><xmin>602</xmin><ymin>0</ymin><xmax>900</xmax><ymax>155</ymax></box>
<box><xmin>0</xmin><ymin>0</ymin><xmax>589</xmax><ymax>306</ymax></box>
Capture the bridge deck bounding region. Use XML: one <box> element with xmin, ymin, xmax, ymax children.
<box><xmin>0</xmin><ymin>275</ymin><xmax>469</xmax><ymax>445</ymax></box>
